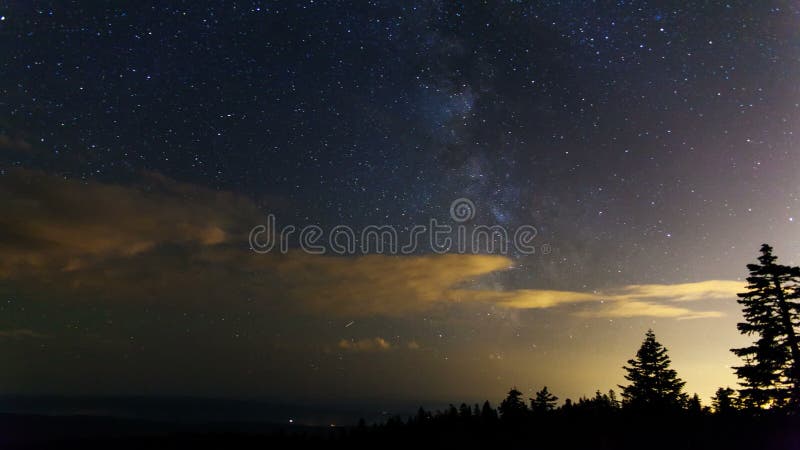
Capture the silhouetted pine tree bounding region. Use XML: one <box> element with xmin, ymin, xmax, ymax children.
<box><xmin>415</xmin><ymin>406</ymin><xmax>429</xmax><ymax>423</ymax></box>
<box><xmin>530</xmin><ymin>386</ymin><xmax>559</xmax><ymax>413</ymax></box>
<box><xmin>687</xmin><ymin>393</ymin><xmax>703</xmax><ymax>415</ymax></box>
<box><xmin>732</xmin><ymin>244</ymin><xmax>800</xmax><ymax>409</ymax></box>
<box><xmin>607</xmin><ymin>389</ymin><xmax>620</xmax><ymax>409</ymax></box>
<box><xmin>480</xmin><ymin>400</ymin><xmax>498</xmax><ymax>422</ymax></box>
<box><xmin>447</xmin><ymin>404</ymin><xmax>459</xmax><ymax>420</ymax></box>
<box><xmin>498</xmin><ymin>387</ymin><xmax>528</xmax><ymax>422</ymax></box>
<box><xmin>576</xmin><ymin>390</ymin><xmax>620</xmax><ymax>413</ymax></box>
<box><xmin>712</xmin><ymin>387</ymin><xmax>738</xmax><ymax>414</ymax></box>
<box><xmin>619</xmin><ymin>329</ymin><xmax>687</xmax><ymax>411</ymax></box>
<box><xmin>733</xmin><ymin>327</ymin><xmax>787</xmax><ymax>409</ymax></box>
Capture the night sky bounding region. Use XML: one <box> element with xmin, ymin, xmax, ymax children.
<box><xmin>1</xmin><ymin>1</ymin><xmax>799</xmax><ymax>418</ymax></box>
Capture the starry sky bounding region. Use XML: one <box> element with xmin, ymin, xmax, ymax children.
<box><xmin>1</xmin><ymin>1</ymin><xmax>799</xmax><ymax>416</ymax></box>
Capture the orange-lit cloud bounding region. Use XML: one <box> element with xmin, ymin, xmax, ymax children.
<box><xmin>270</xmin><ymin>252</ymin><xmax>513</xmax><ymax>316</ymax></box>
<box><xmin>338</xmin><ymin>337</ymin><xmax>392</xmax><ymax>352</ymax></box>
<box><xmin>576</xmin><ymin>300</ymin><xmax>725</xmax><ymax>320</ymax></box>
<box><xmin>451</xmin><ymin>289</ymin><xmax>599</xmax><ymax>309</ymax></box>
<box><xmin>446</xmin><ymin>281</ymin><xmax>733</xmax><ymax>319</ymax></box>
<box><xmin>0</xmin><ymin>328</ymin><xmax>50</xmax><ymax>339</ymax></box>
<box><xmin>569</xmin><ymin>280</ymin><xmax>741</xmax><ymax>319</ymax></box>
<box><xmin>0</xmin><ymin>169</ymin><xmax>259</xmax><ymax>277</ymax></box>
<box><xmin>613</xmin><ymin>280</ymin><xmax>743</xmax><ymax>302</ymax></box>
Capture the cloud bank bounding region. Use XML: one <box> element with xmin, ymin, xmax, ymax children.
<box><xmin>0</xmin><ymin>169</ymin><xmax>738</xmax><ymax>320</ymax></box>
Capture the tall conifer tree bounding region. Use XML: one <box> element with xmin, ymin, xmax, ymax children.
<box><xmin>620</xmin><ymin>329</ymin><xmax>687</xmax><ymax>410</ymax></box>
<box><xmin>732</xmin><ymin>244</ymin><xmax>800</xmax><ymax>409</ymax></box>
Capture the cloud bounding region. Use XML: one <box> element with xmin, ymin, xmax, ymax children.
<box><xmin>450</xmin><ymin>288</ymin><xmax>599</xmax><ymax>309</ymax></box>
<box><xmin>576</xmin><ymin>300</ymin><xmax>725</xmax><ymax>320</ymax></box>
<box><xmin>0</xmin><ymin>329</ymin><xmax>50</xmax><ymax>339</ymax></box>
<box><xmin>613</xmin><ymin>280</ymin><xmax>743</xmax><ymax>302</ymax></box>
<box><xmin>0</xmin><ymin>169</ymin><xmax>260</xmax><ymax>277</ymax></box>
<box><xmin>16</xmin><ymin>246</ymin><xmax>725</xmax><ymax>319</ymax></box>
<box><xmin>566</xmin><ymin>280</ymin><xmax>741</xmax><ymax>319</ymax></box>
<box><xmin>445</xmin><ymin>280</ymin><xmax>734</xmax><ymax>319</ymax></box>
<box><xmin>272</xmin><ymin>252</ymin><xmax>513</xmax><ymax>316</ymax></box>
<box><xmin>338</xmin><ymin>337</ymin><xmax>392</xmax><ymax>352</ymax></box>
<box><xmin>0</xmin><ymin>168</ymin><xmax>732</xmax><ymax>321</ymax></box>
<box><xmin>0</xmin><ymin>134</ymin><xmax>33</xmax><ymax>152</ymax></box>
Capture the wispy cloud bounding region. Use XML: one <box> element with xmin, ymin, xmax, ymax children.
<box><xmin>446</xmin><ymin>280</ymin><xmax>736</xmax><ymax>319</ymax></box>
<box><xmin>575</xmin><ymin>300</ymin><xmax>725</xmax><ymax>320</ymax></box>
<box><xmin>0</xmin><ymin>328</ymin><xmax>50</xmax><ymax>339</ymax></box>
<box><xmin>0</xmin><ymin>169</ymin><xmax>259</xmax><ymax>277</ymax></box>
<box><xmin>452</xmin><ymin>289</ymin><xmax>599</xmax><ymax>309</ymax></box>
<box><xmin>274</xmin><ymin>252</ymin><xmax>513</xmax><ymax>316</ymax></box>
<box><xmin>338</xmin><ymin>337</ymin><xmax>392</xmax><ymax>352</ymax></box>
<box><xmin>613</xmin><ymin>280</ymin><xmax>743</xmax><ymax>302</ymax></box>
<box><xmin>570</xmin><ymin>280</ymin><xmax>741</xmax><ymax>319</ymax></box>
